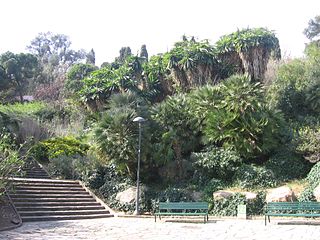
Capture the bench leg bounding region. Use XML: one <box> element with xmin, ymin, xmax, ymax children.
<box><xmin>265</xmin><ymin>215</ymin><xmax>267</xmax><ymax>226</ymax></box>
<box><xmin>268</xmin><ymin>216</ymin><xmax>270</xmax><ymax>223</ymax></box>
<box><xmin>155</xmin><ymin>215</ymin><xmax>156</xmax><ymax>222</ymax></box>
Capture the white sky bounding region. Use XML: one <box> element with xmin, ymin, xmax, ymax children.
<box><xmin>0</xmin><ymin>0</ymin><xmax>319</xmax><ymax>66</ymax></box>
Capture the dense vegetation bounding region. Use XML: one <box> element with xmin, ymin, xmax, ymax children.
<box><xmin>1</xmin><ymin>17</ymin><xmax>320</xmax><ymax>216</ymax></box>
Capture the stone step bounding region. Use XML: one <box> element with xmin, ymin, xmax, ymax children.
<box><xmin>25</xmin><ymin>172</ymin><xmax>48</xmax><ymax>175</ymax></box>
<box><xmin>11</xmin><ymin>197</ymin><xmax>96</xmax><ymax>202</ymax></box>
<box><xmin>14</xmin><ymin>186</ymin><xmax>84</xmax><ymax>191</ymax></box>
<box><xmin>14</xmin><ymin>202</ymin><xmax>101</xmax><ymax>207</ymax></box>
<box><xmin>21</xmin><ymin>214</ymin><xmax>114</xmax><ymax>222</ymax></box>
<box><xmin>11</xmin><ymin>179</ymin><xmax>79</xmax><ymax>184</ymax></box>
<box><xmin>11</xmin><ymin>189</ymin><xmax>87</xmax><ymax>194</ymax></box>
<box><xmin>14</xmin><ymin>182</ymin><xmax>81</xmax><ymax>188</ymax></box>
<box><xmin>24</xmin><ymin>172</ymin><xmax>48</xmax><ymax>175</ymax></box>
<box><xmin>10</xmin><ymin>193</ymin><xmax>91</xmax><ymax>198</ymax></box>
<box><xmin>23</xmin><ymin>169</ymin><xmax>47</xmax><ymax>172</ymax></box>
<box><xmin>24</xmin><ymin>175</ymin><xmax>50</xmax><ymax>179</ymax></box>
<box><xmin>19</xmin><ymin>209</ymin><xmax>110</xmax><ymax>216</ymax></box>
<box><xmin>16</xmin><ymin>205</ymin><xmax>105</xmax><ymax>211</ymax></box>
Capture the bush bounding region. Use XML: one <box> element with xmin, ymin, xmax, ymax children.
<box><xmin>47</xmin><ymin>154</ymin><xmax>91</xmax><ymax>180</ymax></box>
<box><xmin>30</xmin><ymin>136</ymin><xmax>89</xmax><ymax>162</ymax></box>
<box><xmin>191</xmin><ymin>147</ymin><xmax>242</xmax><ymax>181</ymax></box>
<box><xmin>266</xmin><ymin>149</ymin><xmax>310</xmax><ymax>181</ymax></box>
<box><xmin>297</xmin><ymin>126</ymin><xmax>320</xmax><ymax>163</ymax></box>
<box><xmin>202</xmin><ymin>178</ymin><xmax>225</xmax><ymax>198</ymax></box>
<box><xmin>306</xmin><ymin>162</ymin><xmax>320</xmax><ymax>189</ymax></box>
<box><xmin>0</xmin><ymin>133</ymin><xmax>24</xmax><ymax>192</ymax></box>
<box><xmin>298</xmin><ymin>186</ymin><xmax>316</xmax><ymax>202</ymax></box>
<box><xmin>144</xmin><ymin>186</ymin><xmax>195</xmax><ymax>213</ymax></box>
<box><xmin>233</xmin><ymin>164</ymin><xmax>277</xmax><ymax>189</ymax></box>
<box><xmin>209</xmin><ymin>191</ymin><xmax>266</xmax><ymax>216</ymax></box>
<box><xmin>96</xmin><ymin>165</ymin><xmax>136</xmax><ymax>212</ymax></box>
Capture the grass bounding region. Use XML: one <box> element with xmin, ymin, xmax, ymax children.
<box><xmin>0</xmin><ymin>102</ymin><xmax>47</xmax><ymax>117</ymax></box>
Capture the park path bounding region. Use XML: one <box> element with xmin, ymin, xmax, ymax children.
<box><xmin>1</xmin><ymin>217</ymin><xmax>320</xmax><ymax>240</ymax></box>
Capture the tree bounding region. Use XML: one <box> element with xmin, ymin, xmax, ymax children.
<box><xmin>198</xmin><ymin>75</ymin><xmax>285</xmax><ymax>159</ymax></box>
<box><xmin>93</xmin><ymin>93</ymin><xmax>146</xmax><ymax>177</ymax></box>
<box><xmin>0</xmin><ymin>52</ymin><xmax>38</xmax><ymax>102</ymax></box>
<box><xmin>86</xmin><ymin>48</ymin><xmax>96</xmax><ymax>65</ymax></box>
<box><xmin>115</xmin><ymin>47</ymin><xmax>132</xmax><ymax>65</ymax></box>
<box><xmin>151</xmin><ymin>94</ymin><xmax>200</xmax><ymax>179</ymax></box>
<box><xmin>304</xmin><ymin>15</ymin><xmax>320</xmax><ymax>41</ymax></box>
<box><xmin>139</xmin><ymin>44</ymin><xmax>148</xmax><ymax>61</ymax></box>
<box><xmin>166</xmin><ymin>37</ymin><xmax>219</xmax><ymax>91</ymax></box>
<box><xmin>65</xmin><ymin>63</ymin><xmax>97</xmax><ymax>95</ymax></box>
<box><xmin>215</xmin><ymin>28</ymin><xmax>281</xmax><ymax>81</ymax></box>
<box><xmin>27</xmin><ymin>32</ymin><xmax>86</xmax><ymax>85</ymax></box>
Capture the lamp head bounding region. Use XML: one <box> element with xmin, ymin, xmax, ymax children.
<box><xmin>133</xmin><ymin>116</ymin><xmax>146</xmax><ymax>123</ymax></box>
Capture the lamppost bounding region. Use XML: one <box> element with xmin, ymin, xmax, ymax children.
<box><xmin>133</xmin><ymin>116</ymin><xmax>146</xmax><ymax>215</ymax></box>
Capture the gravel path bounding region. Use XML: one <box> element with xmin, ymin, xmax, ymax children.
<box><xmin>1</xmin><ymin>217</ymin><xmax>320</xmax><ymax>240</ymax></box>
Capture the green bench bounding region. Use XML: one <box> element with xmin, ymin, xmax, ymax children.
<box><xmin>154</xmin><ymin>202</ymin><xmax>209</xmax><ymax>223</ymax></box>
<box><xmin>265</xmin><ymin>202</ymin><xmax>320</xmax><ymax>225</ymax></box>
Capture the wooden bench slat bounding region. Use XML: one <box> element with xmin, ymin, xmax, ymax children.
<box><xmin>155</xmin><ymin>202</ymin><xmax>209</xmax><ymax>223</ymax></box>
<box><xmin>264</xmin><ymin>202</ymin><xmax>320</xmax><ymax>225</ymax></box>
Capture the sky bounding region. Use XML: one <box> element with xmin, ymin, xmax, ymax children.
<box><xmin>1</xmin><ymin>0</ymin><xmax>319</xmax><ymax>66</ymax></box>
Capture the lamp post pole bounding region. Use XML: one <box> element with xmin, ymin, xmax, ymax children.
<box><xmin>133</xmin><ymin>117</ymin><xmax>145</xmax><ymax>215</ymax></box>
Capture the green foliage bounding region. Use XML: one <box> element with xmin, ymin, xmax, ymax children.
<box><xmin>233</xmin><ymin>164</ymin><xmax>277</xmax><ymax>189</ymax></box>
<box><xmin>202</xmin><ymin>178</ymin><xmax>225</xmax><ymax>198</ymax></box>
<box><xmin>30</xmin><ymin>136</ymin><xmax>89</xmax><ymax>162</ymax></box>
<box><xmin>65</xmin><ymin>63</ymin><xmax>97</xmax><ymax>94</ymax></box>
<box><xmin>0</xmin><ymin>111</ymin><xmax>19</xmax><ymax>138</ymax></box>
<box><xmin>78</xmin><ymin>56</ymin><xmax>164</xmax><ymax>109</ymax></box>
<box><xmin>215</xmin><ymin>28</ymin><xmax>280</xmax><ymax>57</ymax></box>
<box><xmin>95</xmin><ymin>164</ymin><xmax>136</xmax><ymax>212</ymax></box>
<box><xmin>266</xmin><ymin>149</ymin><xmax>310</xmax><ymax>181</ymax></box>
<box><xmin>151</xmin><ymin>94</ymin><xmax>200</xmax><ymax>179</ymax></box>
<box><xmin>191</xmin><ymin>147</ymin><xmax>242</xmax><ymax>181</ymax></box>
<box><xmin>0</xmin><ymin>133</ymin><xmax>24</xmax><ymax>191</ymax></box>
<box><xmin>296</xmin><ymin>126</ymin><xmax>320</xmax><ymax>163</ymax></box>
<box><xmin>0</xmin><ymin>102</ymin><xmax>48</xmax><ymax>118</ymax></box>
<box><xmin>298</xmin><ymin>186</ymin><xmax>316</xmax><ymax>202</ymax></box>
<box><xmin>94</xmin><ymin>107</ymin><xmax>137</xmax><ymax>175</ymax></box>
<box><xmin>306</xmin><ymin>162</ymin><xmax>320</xmax><ymax>189</ymax></box>
<box><xmin>304</xmin><ymin>15</ymin><xmax>320</xmax><ymax>41</ymax></box>
<box><xmin>268</xmin><ymin>44</ymin><xmax>320</xmax><ymax>121</ymax></box>
<box><xmin>204</xmin><ymin>75</ymin><xmax>273</xmax><ymax>158</ymax></box>
<box><xmin>0</xmin><ymin>51</ymin><xmax>38</xmax><ymax>102</ymax></box>
<box><xmin>47</xmin><ymin>154</ymin><xmax>91</xmax><ymax>180</ymax></box>
<box><xmin>152</xmin><ymin>94</ymin><xmax>200</xmax><ymax>157</ymax></box>
<box><xmin>209</xmin><ymin>191</ymin><xmax>266</xmax><ymax>216</ymax></box>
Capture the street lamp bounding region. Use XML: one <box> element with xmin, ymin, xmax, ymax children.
<box><xmin>133</xmin><ymin>116</ymin><xmax>146</xmax><ymax>215</ymax></box>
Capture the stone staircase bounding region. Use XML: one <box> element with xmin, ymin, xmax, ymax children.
<box><xmin>22</xmin><ymin>161</ymin><xmax>50</xmax><ymax>179</ymax></box>
<box><xmin>8</xmin><ymin>161</ymin><xmax>114</xmax><ymax>222</ymax></box>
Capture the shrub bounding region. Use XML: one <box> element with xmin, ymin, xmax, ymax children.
<box><xmin>209</xmin><ymin>191</ymin><xmax>266</xmax><ymax>216</ymax></box>
<box><xmin>306</xmin><ymin>162</ymin><xmax>320</xmax><ymax>189</ymax></box>
<box><xmin>266</xmin><ymin>148</ymin><xmax>310</xmax><ymax>181</ymax></box>
<box><xmin>233</xmin><ymin>164</ymin><xmax>277</xmax><ymax>189</ymax></box>
<box><xmin>298</xmin><ymin>186</ymin><xmax>316</xmax><ymax>202</ymax></box>
<box><xmin>30</xmin><ymin>136</ymin><xmax>89</xmax><ymax>162</ymax></box>
<box><xmin>47</xmin><ymin>154</ymin><xmax>91</xmax><ymax>180</ymax></box>
<box><xmin>191</xmin><ymin>147</ymin><xmax>242</xmax><ymax>181</ymax></box>
<box><xmin>144</xmin><ymin>186</ymin><xmax>195</xmax><ymax>213</ymax></box>
<box><xmin>297</xmin><ymin>126</ymin><xmax>320</xmax><ymax>163</ymax></box>
<box><xmin>202</xmin><ymin>178</ymin><xmax>225</xmax><ymax>198</ymax></box>
<box><xmin>0</xmin><ymin>133</ymin><xmax>24</xmax><ymax>192</ymax></box>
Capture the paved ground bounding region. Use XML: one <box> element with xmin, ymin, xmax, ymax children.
<box><xmin>1</xmin><ymin>217</ymin><xmax>320</xmax><ymax>240</ymax></box>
